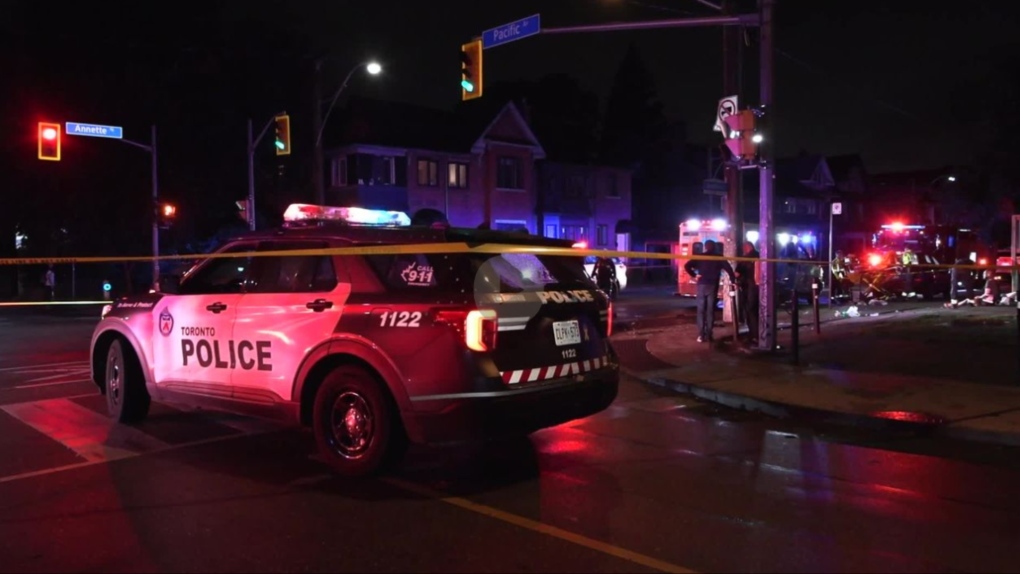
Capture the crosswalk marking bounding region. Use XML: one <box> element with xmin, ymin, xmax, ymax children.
<box><xmin>0</xmin><ymin>360</ymin><xmax>90</xmax><ymax>373</ymax></box>
<box><xmin>1</xmin><ymin>398</ymin><xmax>170</xmax><ymax>463</ymax></box>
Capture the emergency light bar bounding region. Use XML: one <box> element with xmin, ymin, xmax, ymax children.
<box><xmin>283</xmin><ymin>204</ymin><xmax>411</xmax><ymax>227</ymax></box>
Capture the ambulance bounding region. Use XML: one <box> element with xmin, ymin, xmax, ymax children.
<box><xmin>90</xmin><ymin>204</ymin><xmax>619</xmax><ymax>477</ymax></box>
<box><xmin>676</xmin><ymin>218</ymin><xmax>730</xmax><ymax>297</ymax></box>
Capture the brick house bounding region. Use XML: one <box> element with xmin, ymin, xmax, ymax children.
<box><xmin>321</xmin><ymin>97</ymin><xmax>631</xmax><ymax>250</ymax></box>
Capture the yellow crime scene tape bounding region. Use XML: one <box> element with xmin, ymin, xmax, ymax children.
<box><xmin>0</xmin><ymin>243</ymin><xmax>1016</xmax><ymax>272</ymax></box>
<box><xmin>0</xmin><ymin>243</ymin><xmax>1014</xmax><ymax>272</ymax></box>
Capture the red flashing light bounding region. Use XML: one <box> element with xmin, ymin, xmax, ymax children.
<box><xmin>867</xmin><ymin>253</ymin><xmax>883</xmax><ymax>267</ymax></box>
<box><xmin>889</xmin><ymin>222</ymin><xmax>905</xmax><ymax>232</ymax></box>
<box><xmin>572</xmin><ymin>241</ymin><xmax>588</xmax><ymax>249</ymax></box>
<box><xmin>37</xmin><ymin>122</ymin><xmax>61</xmax><ymax>161</ymax></box>
<box><xmin>978</xmin><ymin>257</ymin><xmax>988</xmax><ymax>266</ymax></box>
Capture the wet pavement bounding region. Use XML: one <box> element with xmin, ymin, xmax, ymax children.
<box><xmin>626</xmin><ymin>301</ymin><xmax>1020</xmax><ymax>447</ymax></box>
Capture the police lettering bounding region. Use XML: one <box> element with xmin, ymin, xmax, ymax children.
<box><xmin>181</xmin><ymin>326</ymin><xmax>216</xmax><ymax>337</ymax></box>
<box><xmin>537</xmin><ymin>289</ymin><xmax>595</xmax><ymax>304</ymax></box>
<box><xmin>181</xmin><ymin>339</ymin><xmax>272</xmax><ymax>371</ymax></box>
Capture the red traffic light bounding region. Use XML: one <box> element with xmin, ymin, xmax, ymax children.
<box><xmin>162</xmin><ymin>204</ymin><xmax>176</xmax><ymax>217</ymax></box>
<box><xmin>38</xmin><ymin>122</ymin><xmax>61</xmax><ymax>161</ymax></box>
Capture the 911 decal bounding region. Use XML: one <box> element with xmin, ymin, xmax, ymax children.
<box><xmin>379</xmin><ymin>311</ymin><xmax>422</xmax><ymax>327</ymax></box>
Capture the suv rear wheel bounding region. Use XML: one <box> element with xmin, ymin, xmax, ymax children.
<box><xmin>312</xmin><ymin>365</ymin><xmax>404</xmax><ymax>477</ymax></box>
<box><xmin>105</xmin><ymin>339</ymin><xmax>151</xmax><ymax>423</ymax></box>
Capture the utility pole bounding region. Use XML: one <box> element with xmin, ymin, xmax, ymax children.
<box><xmin>757</xmin><ymin>0</ymin><xmax>776</xmax><ymax>351</ymax></box>
<box><xmin>312</xmin><ymin>57</ymin><xmax>325</xmax><ymax>205</ymax></box>
<box><xmin>722</xmin><ymin>0</ymin><xmax>741</xmax><ymax>254</ymax></box>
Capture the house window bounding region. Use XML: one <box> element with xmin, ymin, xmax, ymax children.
<box><xmin>417</xmin><ymin>159</ymin><xmax>438</xmax><ymax>187</ymax></box>
<box><xmin>597</xmin><ymin>224</ymin><xmax>608</xmax><ymax>247</ymax></box>
<box><xmin>606</xmin><ymin>175</ymin><xmax>619</xmax><ymax>198</ymax></box>
<box><xmin>804</xmin><ymin>200</ymin><xmax>818</xmax><ymax>215</ymax></box>
<box><xmin>380</xmin><ymin>156</ymin><xmax>397</xmax><ymax>185</ymax></box>
<box><xmin>783</xmin><ymin>200</ymin><xmax>796</xmax><ymax>214</ymax></box>
<box><xmin>448</xmin><ymin>162</ymin><xmax>469</xmax><ymax>188</ymax></box>
<box><xmin>497</xmin><ymin>156</ymin><xmax>523</xmax><ymax>189</ymax></box>
<box><xmin>566</xmin><ymin>175</ymin><xmax>586</xmax><ymax>198</ymax></box>
<box><xmin>545</xmin><ymin>224</ymin><xmax>557</xmax><ymax>238</ymax></box>
<box><xmin>332</xmin><ymin>157</ymin><xmax>347</xmax><ymax>186</ymax></box>
<box><xmin>494</xmin><ymin>219</ymin><xmax>528</xmax><ymax>233</ymax></box>
<box><xmin>561</xmin><ymin>225</ymin><xmax>586</xmax><ymax>241</ymax></box>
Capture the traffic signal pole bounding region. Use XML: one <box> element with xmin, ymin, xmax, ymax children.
<box><xmin>120</xmin><ymin>125</ymin><xmax>160</xmax><ymax>290</ymax></box>
<box><xmin>536</xmin><ymin>6</ymin><xmax>775</xmax><ymax>349</ymax></box>
<box><xmin>758</xmin><ymin>0</ymin><xmax>776</xmax><ymax>352</ymax></box>
<box><xmin>247</xmin><ymin>115</ymin><xmax>281</xmax><ymax>231</ymax></box>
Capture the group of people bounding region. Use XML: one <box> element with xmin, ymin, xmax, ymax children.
<box><xmin>682</xmin><ymin>239</ymin><xmax>761</xmax><ymax>344</ymax></box>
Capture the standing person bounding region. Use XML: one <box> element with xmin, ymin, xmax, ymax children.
<box><xmin>735</xmin><ymin>241</ymin><xmax>760</xmax><ymax>344</ymax></box>
<box><xmin>684</xmin><ymin>239</ymin><xmax>735</xmax><ymax>343</ymax></box>
<box><xmin>43</xmin><ymin>265</ymin><xmax>56</xmax><ymax>301</ymax></box>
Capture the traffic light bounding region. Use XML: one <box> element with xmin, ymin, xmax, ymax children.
<box><xmin>156</xmin><ymin>201</ymin><xmax>177</xmax><ymax>229</ymax></box>
<box><xmin>460</xmin><ymin>39</ymin><xmax>483</xmax><ymax>101</ymax></box>
<box><xmin>38</xmin><ymin>122</ymin><xmax>61</xmax><ymax>161</ymax></box>
<box><xmin>722</xmin><ymin>109</ymin><xmax>761</xmax><ymax>162</ymax></box>
<box><xmin>274</xmin><ymin>113</ymin><xmax>291</xmax><ymax>156</ymax></box>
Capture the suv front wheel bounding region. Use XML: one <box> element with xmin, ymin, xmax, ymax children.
<box><xmin>312</xmin><ymin>365</ymin><xmax>404</xmax><ymax>477</ymax></box>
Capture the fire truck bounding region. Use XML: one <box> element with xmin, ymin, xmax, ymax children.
<box><xmin>676</xmin><ymin>218</ymin><xmax>730</xmax><ymax>297</ymax></box>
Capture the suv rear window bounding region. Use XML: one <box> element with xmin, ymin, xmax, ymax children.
<box><xmin>364</xmin><ymin>252</ymin><xmax>590</xmax><ymax>293</ymax></box>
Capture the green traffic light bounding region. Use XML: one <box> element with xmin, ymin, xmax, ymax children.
<box><xmin>275</xmin><ymin>140</ymin><xmax>286</xmax><ymax>150</ymax></box>
<box><xmin>461</xmin><ymin>80</ymin><xmax>475</xmax><ymax>92</ymax></box>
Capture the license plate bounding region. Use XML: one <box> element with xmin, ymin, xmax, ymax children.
<box><xmin>553</xmin><ymin>320</ymin><xmax>581</xmax><ymax>346</ymax></box>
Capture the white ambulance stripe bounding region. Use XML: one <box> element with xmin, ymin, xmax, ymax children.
<box><xmin>1</xmin><ymin>398</ymin><xmax>170</xmax><ymax>463</ymax></box>
<box><xmin>582</xmin><ymin>360</ymin><xmax>591</xmax><ymax>371</ymax></box>
<box><xmin>526</xmin><ymin>369</ymin><xmax>541</xmax><ymax>382</ymax></box>
<box><xmin>508</xmin><ymin>370</ymin><xmax>523</xmax><ymax>384</ymax></box>
<box><xmin>544</xmin><ymin>366</ymin><xmax>557</xmax><ymax>379</ymax></box>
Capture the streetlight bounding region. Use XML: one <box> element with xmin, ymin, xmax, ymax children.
<box><xmin>313</xmin><ymin>60</ymin><xmax>383</xmax><ymax>204</ymax></box>
<box><xmin>316</xmin><ymin>61</ymin><xmax>382</xmax><ymax>148</ymax></box>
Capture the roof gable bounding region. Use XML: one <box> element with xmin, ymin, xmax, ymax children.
<box><xmin>471</xmin><ymin>102</ymin><xmax>546</xmax><ymax>157</ymax></box>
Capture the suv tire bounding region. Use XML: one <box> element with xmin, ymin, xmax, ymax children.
<box><xmin>105</xmin><ymin>339</ymin><xmax>151</xmax><ymax>424</ymax></box>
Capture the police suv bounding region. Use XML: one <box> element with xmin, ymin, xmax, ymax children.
<box><xmin>90</xmin><ymin>204</ymin><xmax>619</xmax><ymax>476</ymax></box>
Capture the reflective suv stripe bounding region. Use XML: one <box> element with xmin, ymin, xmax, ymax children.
<box><xmin>500</xmin><ymin>355</ymin><xmax>609</xmax><ymax>385</ymax></box>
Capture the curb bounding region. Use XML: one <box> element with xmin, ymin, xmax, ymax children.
<box><xmin>624</xmin><ymin>366</ymin><xmax>1020</xmax><ymax>448</ymax></box>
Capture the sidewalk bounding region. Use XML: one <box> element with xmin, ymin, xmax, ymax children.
<box><xmin>616</xmin><ymin>301</ymin><xmax>1020</xmax><ymax>447</ymax></box>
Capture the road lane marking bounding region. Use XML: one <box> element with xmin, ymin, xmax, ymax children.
<box><xmin>9</xmin><ymin>378</ymin><xmax>93</xmax><ymax>390</ymax></box>
<box><xmin>383</xmin><ymin>477</ymin><xmax>697</xmax><ymax>574</ymax></box>
<box><xmin>1</xmin><ymin>398</ymin><xmax>170</xmax><ymax>463</ymax></box>
<box><xmin>0</xmin><ymin>360</ymin><xmax>89</xmax><ymax>373</ymax></box>
<box><xmin>0</xmin><ymin>431</ymin><xmax>261</xmax><ymax>485</ymax></box>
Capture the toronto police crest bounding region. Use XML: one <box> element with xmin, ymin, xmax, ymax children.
<box><xmin>158</xmin><ymin>308</ymin><xmax>174</xmax><ymax>337</ymax></box>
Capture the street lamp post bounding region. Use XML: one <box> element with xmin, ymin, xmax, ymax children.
<box><xmin>312</xmin><ymin>60</ymin><xmax>382</xmax><ymax>204</ymax></box>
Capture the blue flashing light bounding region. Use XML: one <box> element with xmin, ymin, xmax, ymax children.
<box><xmin>103</xmin><ymin>282</ymin><xmax>112</xmax><ymax>292</ymax></box>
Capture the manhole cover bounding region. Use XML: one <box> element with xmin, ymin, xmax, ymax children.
<box><xmin>870</xmin><ymin>410</ymin><xmax>946</xmax><ymax>425</ymax></box>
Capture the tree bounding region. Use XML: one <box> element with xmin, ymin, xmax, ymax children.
<box><xmin>598</xmin><ymin>42</ymin><xmax>670</xmax><ymax>181</ymax></box>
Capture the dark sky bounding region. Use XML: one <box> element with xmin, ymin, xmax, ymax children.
<box><xmin>7</xmin><ymin>0</ymin><xmax>1020</xmax><ymax>176</ymax></box>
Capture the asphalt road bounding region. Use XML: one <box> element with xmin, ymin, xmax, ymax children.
<box><xmin>2</xmin><ymin>301</ymin><xmax>1020</xmax><ymax>573</ymax></box>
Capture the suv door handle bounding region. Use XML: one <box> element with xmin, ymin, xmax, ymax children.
<box><xmin>306</xmin><ymin>299</ymin><xmax>333</xmax><ymax>312</ymax></box>
<box><xmin>206</xmin><ymin>302</ymin><xmax>228</xmax><ymax>314</ymax></box>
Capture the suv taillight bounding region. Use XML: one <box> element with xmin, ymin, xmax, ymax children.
<box><xmin>435</xmin><ymin>308</ymin><xmax>498</xmax><ymax>351</ymax></box>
